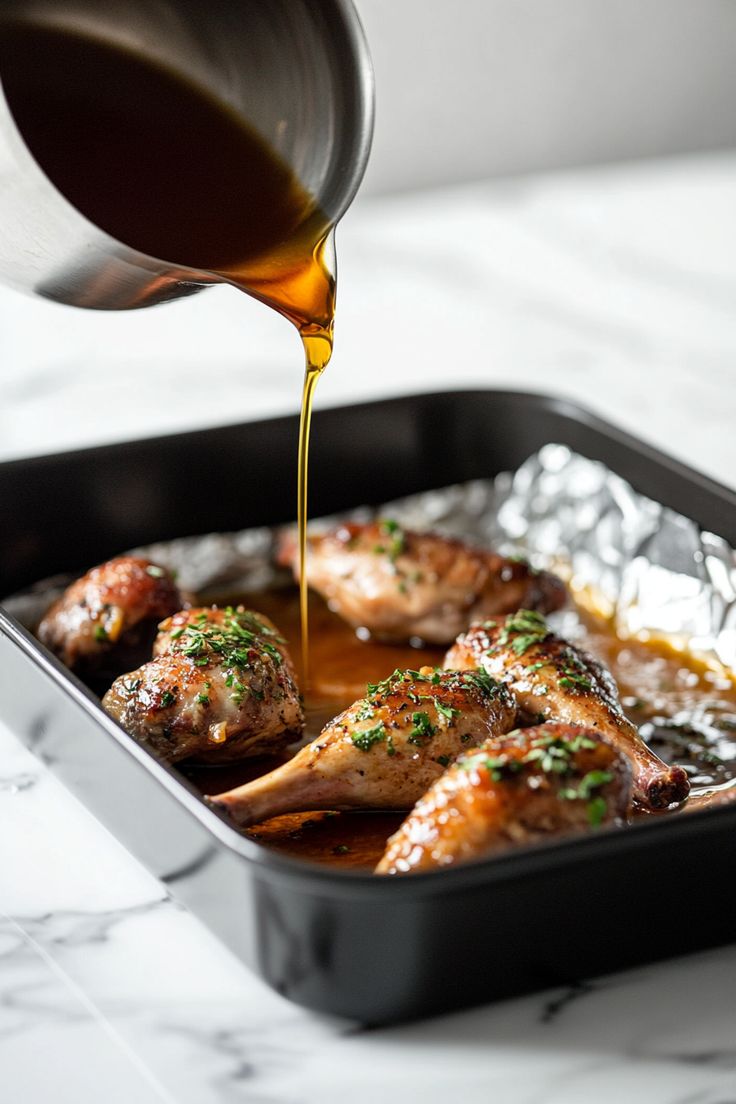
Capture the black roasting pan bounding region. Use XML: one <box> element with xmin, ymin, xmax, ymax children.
<box><xmin>1</xmin><ymin>389</ymin><xmax>735</xmax><ymax>1024</ymax></box>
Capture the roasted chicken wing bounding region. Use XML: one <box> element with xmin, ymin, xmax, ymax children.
<box><xmin>277</xmin><ymin>520</ymin><xmax>566</xmax><ymax>645</ymax></box>
<box><xmin>376</xmin><ymin>722</ymin><xmax>631</xmax><ymax>874</ymax></box>
<box><xmin>37</xmin><ymin>555</ymin><xmax>182</xmax><ymax>674</ymax></box>
<box><xmin>102</xmin><ymin>606</ymin><xmax>303</xmax><ymax>763</ymax></box>
<box><xmin>209</xmin><ymin>666</ymin><xmax>517</xmax><ymax>827</ymax></box>
<box><xmin>445</xmin><ymin>611</ymin><xmax>689</xmax><ymax>810</ymax></box>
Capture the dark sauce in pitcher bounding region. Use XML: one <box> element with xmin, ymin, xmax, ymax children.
<box><xmin>0</xmin><ymin>21</ymin><xmax>334</xmax><ymax>679</ymax></box>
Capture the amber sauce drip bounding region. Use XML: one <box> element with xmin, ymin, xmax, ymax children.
<box><xmin>0</xmin><ymin>22</ymin><xmax>337</xmax><ymax>681</ymax></box>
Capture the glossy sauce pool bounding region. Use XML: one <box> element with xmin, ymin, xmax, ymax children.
<box><xmin>184</xmin><ymin>588</ymin><xmax>736</xmax><ymax>871</ymax></box>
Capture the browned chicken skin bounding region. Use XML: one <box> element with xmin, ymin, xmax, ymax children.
<box><xmin>445</xmin><ymin>611</ymin><xmax>690</xmax><ymax>811</ymax></box>
<box><xmin>37</xmin><ymin>555</ymin><xmax>182</xmax><ymax>674</ymax></box>
<box><xmin>209</xmin><ymin>666</ymin><xmax>517</xmax><ymax>828</ymax></box>
<box><xmin>277</xmin><ymin>520</ymin><xmax>566</xmax><ymax>645</ymax></box>
<box><xmin>102</xmin><ymin>606</ymin><xmax>303</xmax><ymax>763</ymax></box>
<box><xmin>376</xmin><ymin>723</ymin><xmax>632</xmax><ymax>874</ymax></box>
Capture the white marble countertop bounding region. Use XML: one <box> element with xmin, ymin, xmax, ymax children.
<box><xmin>2</xmin><ymin>153</ymin><xmax>736</xmax><ymax>1103</ymax></box>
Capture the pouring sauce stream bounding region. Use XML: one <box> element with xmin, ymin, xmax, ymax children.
<box><xmin>0</xmin><ymin>21</ymin><xmax>338</xmax><ymax>680</ymax></box>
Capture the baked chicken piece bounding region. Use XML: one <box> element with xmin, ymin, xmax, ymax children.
<box><xmin>102</xmin><ymin>606</ymin><xmax>303</xmax><ymax>763</ymax></box>
<box><xmin>209</xmin><ymin>666</ymin><xmax>517</xmax><ymax>828</ymax></box>
<box><xmin>277</xmin><ymin>520</ymin><xmax>566</xmax><ymax>645</ymax></box>
<box><xmin>376</xmin><ymin>722</ymin><xmax>631</xmax><ymax>875</ymax></box>
<box><xmin>445</xmin><ymin>611</ymin><xmax>690</xmax><ymax>811</ymax></box>
<box><xmin>37</xmin><ymin>555</ymin><xmax>182</xmax><ymax>674</ymax></box>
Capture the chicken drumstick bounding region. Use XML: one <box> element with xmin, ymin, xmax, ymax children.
<box><xmin>209</xmin><ymin>666</ymin><xmax>517</xmax><ymax>827</ymax></box>
<box><xmin>376</xmin><ymin>722</ymin><xmax>632</xmax><ymax>874</ymax></box>
<box><xmin>445</xmin><ymin>611</ymin><xmax>689</xmax><ymax>811</ymax></box>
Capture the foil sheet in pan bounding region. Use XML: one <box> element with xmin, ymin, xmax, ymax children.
<box><xmin>7</xmin><ymin>445</ymin><xmax>736</xmax><ymax>796</ymax></box>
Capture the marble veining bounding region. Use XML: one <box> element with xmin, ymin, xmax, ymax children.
<box><xmin>2</xmin><ymin>153</ymin><xmax>736</xmax><ymax>1101</ymax></box>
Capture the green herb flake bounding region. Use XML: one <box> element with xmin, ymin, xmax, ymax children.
<box><xmin>461</xmin><ymin>670</ymin><xmax>504</xmax><ymax>698</ymax></box>
<box><xmin>94</xmin><ymin>624</ymin><xmax>109</xmax><ymax>643</ymax></box>
<box><xmin>351</xmin><ymin>722</ymin><xmax>386</xmax><ymax>752</ymax></box>
<box><xmin>366</xmin><ymin>669</ymin><xmax>405</xmax><ymax>697</ymax></box>
<box><xmin>160</xmin><ymin>690</ymin><xmax>176</xmax><ymax>708</ymax></box>
<box><xmin>560</xmin><ymin>768</ymin><xmax>614</xmax><ymax>802</ymax></box>
<box><xmin>332</xmin><ymin>844</ymin><xmax>351</xmax><ymax>855</ymax></box>
<box><xmin>435</xmin><ymin>699</ymin><xmax>460</xmax><ymax>725</ymax></box>
<box><xmin>496</xmin><ymin>609</ymin><xmax>550</xmax><ymax>656</ymax></box>
<box><xmin>587</xmin><ymin>796</ymin><xmax>608</xmax><ymax>827</ymax></box>
<box><xmin>408</xmin><ymin>711</ymin><xmax>436</xmax><ymax>746</ymax></box>
<box><xmin>559</xmin><ymin>673</ymin><xmax>593</xmax><ymax>692</ymax></box>
<box><xmin>230</xmin><ymin>681</ymin><xmax>247</xmax><ymax>706</ymax></box>
<box><xmin>377</xmin><ymin>518</ymin><xmax>406</xmax><ymax>562</ymax></box>
<box><xmin>461</xmin><ymin>752</ymin><xmax>520</xmax><ymax>782</ymax></box>
<box><xmin>197</xmin><ymin>693</ymin><xmax>210</xmax><ymax>706</ymax></box>
<box><xmin>355</xmin><ymin>701</ymin><xmax>375</xmax><ymax>722</ymax></box>
<box><xmin>175</xmin><ymin>608</ymin><xmax>283</xmax><ymax>670</ymax></box>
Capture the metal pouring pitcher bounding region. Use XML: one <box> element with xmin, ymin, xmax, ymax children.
<box><xmin>0</xmin><ymin>0</ymin><xmax>374</xmax><ymax>310</ymax></box>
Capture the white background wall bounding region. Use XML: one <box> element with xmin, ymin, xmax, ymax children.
<box><xmin>356</xmin><ymin>0</ymin><xmax>736</xmax><ymax>194</ymax></box>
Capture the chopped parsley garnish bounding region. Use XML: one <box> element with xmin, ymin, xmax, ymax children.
<box><xmin>435</xmin><ymin>699</ymin><xmax>460</xmax><ymax>725</ymax></box>
<box><xmin>366</xmin><ymin>667</ymin><xmax>442</xmax><ymax>698</ymax></box>
<box><xmin>197</xmin><ymin>693</ymin><xmax>210</xmax><ymax>706</ymax></box>
<box><xmin>332</xmin><ymin>844</ymin><xmax>351</xmax><ymax>855</ymax></box>
<box><xmin>174</xmin><ymin>607</ymin><xmax>283</xmax><ymax>672</ymax></box>
<box><xmin>94</xmin><ymin>624</ymin><xmax>109</xmax><ymax>643</ymax></box>
<box><xmin>351</xmin><ymin>722</ymin><xmax>386</xmax><ymax>752</ymax></box>
<box><xmin>458</xmin><ymin>670</ymin><xmax>505</xmax><ymax>699</ymax></box>
<box><xmin>366</xmin><ymin>669</ymin><xmax>405</xmax><ymax>696</ymax></box>
<box><xmin>484</xmin><ymin>755</ymin><xmax>523</xmax><ymax>782</ymax></box>
<box><xmin>557</xmin><ymin>648</ymin><xmax>593</xmax><ymax>692</ymax></box>
<box><xmin>123</xmin><ymin>678</ymin><xmax>141</xmax><ymax>696</ymax></box>
<box><xmin>160</xmin><ymin>690</ymin><xmax>176</xmax><ymax>708</ymax></box>
<box><xmin>378</xmin><ymin>518</ymin><xmax>406</xmax><ymax>563</ymax></box>
<box><xmin>559</xmin><ymin>768</ymin><xmax>614</xmax><ymax>801</ymax></box>
<box><xmin>355</xmin><ymin>701</ymin><xmax>375</xmax><ymax>722</ymax></box>
<box><xmin>230</xmin><ymin>681</ymin><xmax>247</xmax><ymax>706</ymax></box>
<box><xmin>496</xmin><ymin>609</ymin><xmax>550</xmax><ymax>656</ymax></box>
<box><xmin>408</xmin><ymin>711</ymin><xmax>436</xmax><ymax>746</ymax></box>
<box><xmin>586</xmin><ymin>796</ymin><xmax>608</xmax><ymax>827</ymax></box>
<box><xmin>461</xmin><ymin>731</ymin><xmax>611</xmax><ymax>830</ymax></box>
<box><xmin>559</xmin><ymin>674</ymin><xmax>593</xmax><ymax>691</ymax></box>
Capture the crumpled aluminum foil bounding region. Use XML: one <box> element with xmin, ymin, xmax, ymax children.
<box><xmin>7</xmin><ymin>444</ymin><xmax>736</xmax><ymax>792</ymax></box>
